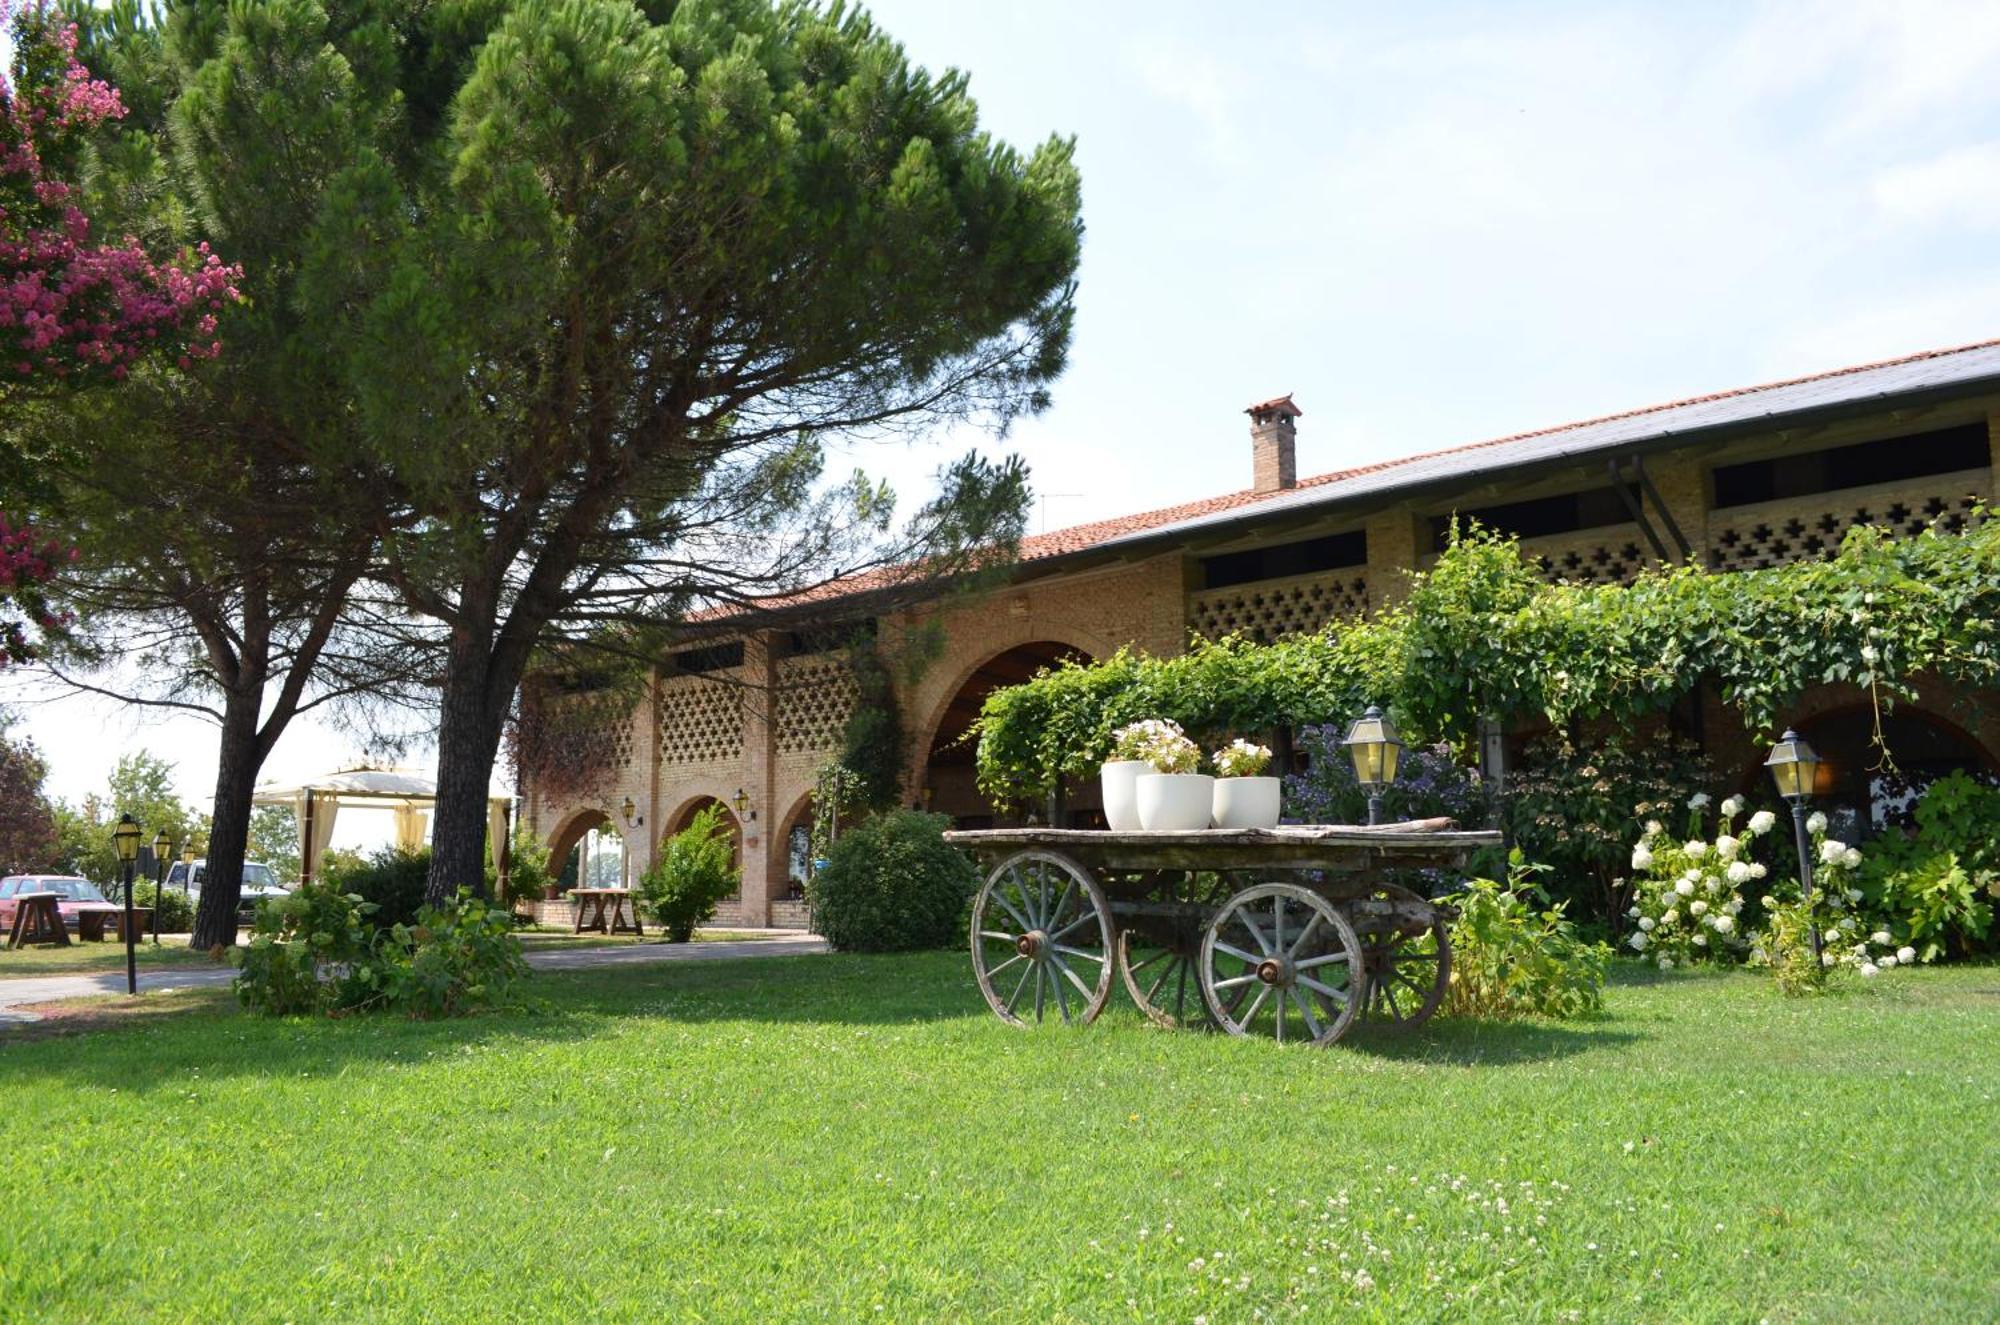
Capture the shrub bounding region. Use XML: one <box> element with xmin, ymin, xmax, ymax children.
<box><xmin>639</xmin><ymin>805</ymin><xmax>739</xmax><ymax>942</ymax></box>
<box><xmin>808</xmin><ymin>810</ymin><xmax>978</xmax><ymax>953</ymax></box>
<box><xmin>1501</xmin><ymin>734</ymin><xmax>1711</xmax><ymax>924</ymax></box>
<box><xmin>232</xmin><ymin>881</ymin><xmax>527</xmax><ymax>1017</ymax></box>
<box><xmin>132</xmin><ymin>880</ymin><xmax>194</xmax><ymax>932</ymax></box>
<box><xmin>321</xmin><ymin>847</ymin><xmax>430</xmax><ymax>930</ymax></box>
<box><xmin>233</xmin><ymin>881</ymin><xmax>379</xmax><ymax>1016</ymax></box>
<box><xmin>370</xmin><ymin>891</ymin><xmax>531</xmax><ymax>1017</ymax></box>
<box><xmin>1441</xmin><ymin>854</ymin><xmax>1609</xmax><ymax>1019</ymax></box>
<box><xmin>1286</xmin><ymin>728</ymin><xmax>1489</xmax><ymax>827</ymax></box>
<box><xmin>501</xmin><ymin>832</ymin><xmax>555</xmax><ymax>914</ymax></box>
<box><xmin>1857</xmin><ymin>771</ymin><xmax>2000</xmax><ymax>960</ymax></box>
<box><xmin>1624</xmin><ymin>795</ymin><xmax>1776</xmax><ymax>968</ymax></box>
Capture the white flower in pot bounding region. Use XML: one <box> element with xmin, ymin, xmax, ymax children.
<box><xmin>1123</xmin><ymin>723</ymin><xmax>1212</xmax><ymax>832</ymax></box>
<box><xmin>1103</xmin><ymin>719</ymin><xmax>1187</xmax><ymax>831</ymax></box>
<box><xmin>1210</xmin><ymin>739</ymin><xmax>1280</xmax><ymax>830</ymax></box>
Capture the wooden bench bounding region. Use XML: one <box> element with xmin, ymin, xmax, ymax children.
<box><xmin>6</xmin><ymin>892</ymin><xmax>69</xmax><ymax>949</ymax></box>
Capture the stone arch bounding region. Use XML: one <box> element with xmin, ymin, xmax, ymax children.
<box><xmin>1729</xmin><ymin>698</ymin><xmax>1998</xmax><ymax>835</ymax></box>
<box><xmin>775</xmin><ymin>788</ymin><xmax>818</xmax><ymax>902</ymax></box>
<box><xmin>916</xmin><ymin>638</ymin><xmax>1096</xmax><ymax>827</ymax></box>
<box><xmin>545</xmin><ymin>806</ymin><xmax>613</xmax><ymax>877</ymax></box>
<box><xmin>662</xmin><ymin>793</ymin><xmax>745</xmax><ymax>879</ymax></box>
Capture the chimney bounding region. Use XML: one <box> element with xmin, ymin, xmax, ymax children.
<box><xmin>1246</xmin><ymin>394</ymin><xmax>1301</xmax><ymax>493</ymax></box>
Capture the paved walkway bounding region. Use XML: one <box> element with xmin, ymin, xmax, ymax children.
<box><xmin>0</xmin><ymin>934</ymin><xmax>828</xmax><ymax>1021</ymax></box>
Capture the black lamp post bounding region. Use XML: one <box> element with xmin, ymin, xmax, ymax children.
<box><xmin>151</xmin><ymin>829</ymin><xmax>170</xmax><ymax>945</ymax></box>
<box><xmin>180</xmin><ymin>840</ymin><xmax>196</xmax><ymax>897</ymax></box>
<box><xmin>1764</xmin><ymin>729</ymin><xmax>1825</xmax><ymax>969</ymax></box>
<box><xmin>113</xmin><ymin>814</ymin><xmax>142</xmax><ymax>995</ymax></box>
<box><xmin>1342</xmin><ymin>705</ymin><xmax>1404</xmax><ymax>827</ymax></box>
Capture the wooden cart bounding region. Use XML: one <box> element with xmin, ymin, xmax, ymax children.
<box><xmin>945</xmin><ymin>821</ymin><xmax>1500</xmax><ymax>1047</ymax></box>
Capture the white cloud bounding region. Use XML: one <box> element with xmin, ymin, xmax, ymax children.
<box><xmin>1871</xmin><ymin>142</ymin><xmax>2000</xmax><ymax>227</ymax></box>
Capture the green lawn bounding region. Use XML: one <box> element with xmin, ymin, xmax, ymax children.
<box><xmin>0</xmin><ymin>937</ymin><xmax>226</xmax><ymax>976</ymax></box>
<box><xmin>0</xmin><ymin>955</ymin><xmax>1994</xmax><ymax>1322</ymax></box>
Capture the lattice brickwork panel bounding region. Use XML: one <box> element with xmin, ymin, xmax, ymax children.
<box><xmin>1525</xmin><ymin>528</ymin><xmax>1650</xmax><ymax>586</ymax></box>
<box><xmin>656</xmin><ymin>674</ymin><xmax>743</xmax><ymax>765</ymax></box>
<box><xmin>774</xmin><ymin>656</ymin><xmax>859</xmax><ymax>755</ymax></box>
<box><xmin>1708</xmin><ymin>471</ymin><xmax>1989</xmax><ymax>573</ymax></box>
<box><xmin>1188</xmin><ymin>570</ymin><xmax>1369</xmax><ymax>643</ymax></box>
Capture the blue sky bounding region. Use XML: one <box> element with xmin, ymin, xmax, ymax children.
<box><xmin>15</xmin><ymin>0</ymin><xmax>2000</xmax><ymax>828</ymax></box>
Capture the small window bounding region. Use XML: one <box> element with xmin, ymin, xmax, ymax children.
<box><xmin>669</xmin><ymin>641</ymin><xmax>745</xmax><ymax>673</ymax></box>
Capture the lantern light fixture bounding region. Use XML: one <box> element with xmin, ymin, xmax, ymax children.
<box><xmin>1341</xmin><ymin>705</ymin><xmax>1405</xmax><ymax>826</ymax></box>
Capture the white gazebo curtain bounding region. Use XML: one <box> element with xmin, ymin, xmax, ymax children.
<box><xmin>252</xmin><ymin>767</ymin><xmax>512</xmax><ymax>886</ymax></box>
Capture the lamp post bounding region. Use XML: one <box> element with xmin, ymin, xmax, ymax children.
<box><xmin>150</xmin><ymin>830</ymin><xmax>170</xmax><ymax>944</ymax></box>
<box><xmin>1342</xmin><ymin>705</ymin><xmax>1404</xmax><ymax>827</ymax></box>
<box><xmin>113</xmin><ymin>815</ymin><xmax>142</xmax><ymax>995</ymax></box>
<box><xmin>1764</xmin><ymin>729</ymin><xmax>1825</xmax><ymax>969</ymax></box>
<box><xmin>180</xmin><ymin>840</ymin><xmax>196</xmax><ymax>898</ymax></box>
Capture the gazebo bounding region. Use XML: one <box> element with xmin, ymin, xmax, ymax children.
<box><xmin>251</xmin><ymin>766</ymin><xmax>515</xmax><ymax>891</ymax></box>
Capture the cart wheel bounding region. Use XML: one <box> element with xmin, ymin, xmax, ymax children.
<box><xmin>1355</xmin><ymin>883</ymin><xmax>1451</xmax><ymax>1030</ymax></box>
<box><xmin>1117</xmin><ymin>928</ymin><xmax>1208</xmax><ymax>1029</ymax></box>
<box><xmin>970</xmin><ymin>851</ymin><xmax>1115</xmax><ymax>1027</ymax></box>
<box><xmin>1199</xmin><ymin>882</ymin><xmax>1363</xmax><ymax>1046</ymax></box>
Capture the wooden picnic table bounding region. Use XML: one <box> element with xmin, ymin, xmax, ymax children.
<box><xmin>6</xmin><ymin>892</ymin><xmax>69</xmax><ymax>949</ymax></box>
<box><xmin>570</xmin><ymin>888</ymin><xmax>644</xmax><ymax>937</ymax></box>
<box><xmin>72</xmin><ymin>903</ymin><xmax>126</xmax><ymax>943</ymax></box>
<box><xmin>946</xmin><ymin>819</ymin><xmax>1501</xmax><ymax>1047</ymax></box>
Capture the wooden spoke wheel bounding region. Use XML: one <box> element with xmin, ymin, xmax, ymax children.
<box><xmin>1354</xmin><ymin>882</ymin><xmax>1451</xmax><ymax>1031</ymax></box>
<box><xmin>1198</xmin><ymin>882</ymin><xmax>1363</xmax><ymax>1047</ymax></box>
<box><xmin>1117</xmin><ymin>925</ymin><xmax>1209</xmax><ymax>1029</ymax></box>
<box><xmin>970</xmin><ymin>850</ymin><xmax>1115</xmax><ymax>1027</ymax></box>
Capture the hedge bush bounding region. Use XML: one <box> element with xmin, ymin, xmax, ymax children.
<box><xmin>321</xmin><ymin>847</ymin><xmax>430</xmax><ymax>930</ymax></box>
<box><xmin>132</xmin><ymin>880</ymin><xmax>195</xmax><ymax>932</ymax></box>
<box><xmin>808</xmin><ymin>811</ymin><xmax>977</xmax><ymax>952</ymax></box>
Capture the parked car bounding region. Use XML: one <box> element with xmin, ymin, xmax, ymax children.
<box><xmin>165</xmin><ymin>859</ymin><xmax>291</xmax><ymax>923</ymax></box>
<box><xmin>0</xmin><ymin>875</ymin><xmax>121</xmax><ymax>932</ymax></box>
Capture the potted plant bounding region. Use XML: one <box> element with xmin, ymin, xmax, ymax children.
<box><xmin>1127</xmin><ymin>721</ymin><xmax>1213</xmax><ymax>831</ymax></box>
<box><xmin>1103</xmin><ymin>719</ymin><xmax>1175</xmax><ymax>831</ymax></box>
<box><xmin>1211</xmin><ymin>739</ymin><xmax>1280</xmax><ymax>830</ymax></box>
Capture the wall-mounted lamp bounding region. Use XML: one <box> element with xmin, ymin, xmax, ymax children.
<box><xmin>732</xmin><ymin>787</ymin><xmax>757</xmax><ymax>822</ymax></box>
<box><xmin>619</xmin><ymin>795</ymin><xmax>643</xmax><ymax>828</ymax></box>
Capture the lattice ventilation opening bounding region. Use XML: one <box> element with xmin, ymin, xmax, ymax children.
<box><xmin>1708</xmin><ymin>486</ymin><xmax>1988</xmax><ymax>573</ymax></box>
<box><xmin>1187</xmin><ymin>571</ymin><xmax>1370</xmax><ymax>644</ymax></box>
<box><xmin>656</xmin><ymin>675</ymin><xmax>744</xmax><ymax>765</ymax></box>
<box><xmin>1527</xmin><ymin>538</ymin><xmax>1650</xmax><ymax>586</ymax></box>
<box><xmin>774</xmin><ymin>656</ymin><xmax>861</xmax><ymax>755</ymax></box>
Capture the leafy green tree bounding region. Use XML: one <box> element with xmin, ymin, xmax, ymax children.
<box><xmin>343</xmin><ymin>0</ymin><xmax>1078</xmax><ymax>900</ymax></box>
<box><xmin>248</xmin><ymin>803</ymin><xmax>300</xmax><ymax>883</ymax></box>
<box><xmin>0</xmin><ymin>715</ymin><xmax>57</xmax><ymax>873</ymax></box>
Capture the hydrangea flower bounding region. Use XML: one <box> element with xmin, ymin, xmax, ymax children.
<box><xmin>1688</xmin><ymin>792</ymin><xmax>1711</xmax><ymax>810</ymax></box>
<box><xmin>1720</xmin><ymin>795</ymin><xmax>1745</xmax><ymax>818</ymax></box>
<box><xmin>1631</xmin><ymin>845</ymin><xmax>1654</xmax><ymax>870</ymax></box>
<box><xmin>1726</xmin><ymin>861</ymin><xmax>1753</xmax><ymax>885</ymax></box>
<box><xmin>1747</xmin><ymin>810</ymin><xmax>1777</xmax><ymax>836</ymax></box>
<box><xmin>1807</xmin><ymin>810</ymin><xmax>1828</xmax><ymax>834</ymax></box>
<box><xmin>1896</xmin><ymin>946</ymin><xmax>1916</xmax><ymax>965</ymax></box>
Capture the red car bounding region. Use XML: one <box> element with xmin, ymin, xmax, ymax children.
<box><xmin>0</xmin><ymin>875</ymin><xmax>123</xmax><ymax>935</ymax></box>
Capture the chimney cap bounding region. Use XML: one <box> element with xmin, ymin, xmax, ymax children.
<box><xmin>1245</xmin><ymin>393</ymin><xmax>1302</xmax><ymax>421</ymax></box>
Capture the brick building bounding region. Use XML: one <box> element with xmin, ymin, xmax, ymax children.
<box><xmin>523</xmin><ymin>339</ymin><xmax>2000</xmax><ymax>927</ymax></box>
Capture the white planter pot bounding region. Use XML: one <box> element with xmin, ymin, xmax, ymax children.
<box><xmin>1137</xmin><ymin>773</ymin><xmax>1216</xmax><ymax>832</ymax></box>
<box><xmin>1212</xmin><ymin>776</ymin><xmax>1281</xmax><ymax>830</ymax></box>
<box><xmin>1100</xmin><ymin>760</ymin><xmax>1150</xmax><ymax>832</ymax></box>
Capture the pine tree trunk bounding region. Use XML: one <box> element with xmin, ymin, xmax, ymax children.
<box><xmin>426</xmin><ymin>644</ymin><xmax>512</xmax><ymax>906</ymax></box>
<box><xmin>190</xmin><ymin>692</ymin><xmax>262</xmax><ymax>950</ymax></box>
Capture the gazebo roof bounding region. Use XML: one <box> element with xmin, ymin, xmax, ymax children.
<box><xmin>252</xmin><ymin>766</ymin><xmax>510</xmax><ymax>807</ymax></box>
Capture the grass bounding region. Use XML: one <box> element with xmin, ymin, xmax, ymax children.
<box><xmin>0</xmin><ymin>936</ymin><xmax>227</xmax><ymax>976</ymax></box>
<box><xmin>0</xmin><ymin>954</ymin><xmax>1994</xmax><ymax>1322</ymax></box>
<box><xmin>0</xmin><ymin>926</ymin><xmax>791</xmax><ymax>977</ymax></box>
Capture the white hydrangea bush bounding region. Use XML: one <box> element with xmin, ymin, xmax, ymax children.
<box><xmin>1625</xmin><ymin>794</ymin><xmax>1770</xmax><ymax>968</ymax></box>
<box><xmin>1748</xmin><ymin>818</ymin><xmax>1911</xmax><ymax>980</ymax></box>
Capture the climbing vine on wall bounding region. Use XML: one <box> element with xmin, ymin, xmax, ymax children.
<box><xmin>506</xmin><ymin>671</ymin><xmax>647</xmax><ymax>805</ymax></box>
<box><xmin>973</xmin><ymin>517</ymin><xmax>2000</xmax><ymax>805</ymax></box>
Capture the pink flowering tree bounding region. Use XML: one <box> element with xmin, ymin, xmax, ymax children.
<box><xmin>0</xmin><ymin>1</ymin><xmax>239</xmax><ymax>662</ymax></box>
<box><xmin>1</xmin><ymin>1</ymin><xmax>237</xmax><ymax>382</ymax></box>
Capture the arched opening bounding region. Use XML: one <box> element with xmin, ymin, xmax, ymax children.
<box><xmin>664</xmin><ymin>796</ymin><xmax>745</xmax><ymax>899</ymax></box>
<box><xmin>1740</xmin><ymin>705</ymin><xmax>1997</xmax><ymax>842</ymax></box>
<box><xmin>923</xmin><ymin>640</ymin><xmax>1092</xmax><ymax>828</ymax></box>
<box><xmin>545</xmin><ymin>808</ymin><xmax>621</xmax><ymax>894</ymax></box>
<box><xmin>777</xmin><ymin>794</ymin><xmax>816</xmax><ymax>902</ymax></box>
